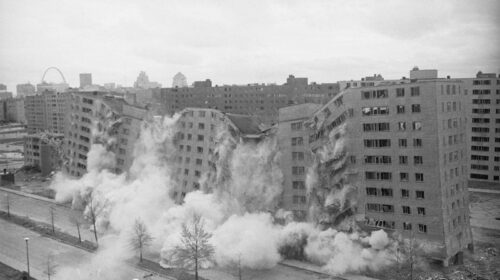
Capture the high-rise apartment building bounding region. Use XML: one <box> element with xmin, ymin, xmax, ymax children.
<box><xmin>79</xmin><ymin>73</ymin><xmax>93</xmax><ymax>88</ymax></box>
<box><xmin>462</xmin><ymin>72</ymin><xmax>500</xmax><ymax>187</ymax></box>
<box><xmin>278</xmin><ymin>68</ymin><xmax>472</xmax><ymax>266</ymax></box>
<box><xmin>154</xmin><ymin>75</ymin><xmax>339</xmax><ymax>125</ymax></box>
<box><xmin>24</xmin><ymin>90</ymin><xmax>69</xmax><ymax>134</ymax></box>
<box><xmin>170</xmin><ymin>108</ymin><xmax>267</xmax><ymax>203</ymax></box>
<box><xmin>64</xmin><ymin>92</ymin><xmax>147</xmax><ymax>177</ymax></box>
<box><xmin>24</xmin><ymin>133</ymin><xmax>64</xmax><ymax>175</ymax></box>
<box><xmin>17</xmin><ymin>83</ymin><xmax>36</xmax><ymax>97</ymax></box>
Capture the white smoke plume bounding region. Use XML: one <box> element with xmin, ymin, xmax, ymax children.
<box><xmin>49</xmin><ymin>111</ymin><xmax>401</xmax><ymax>279</ymax></box>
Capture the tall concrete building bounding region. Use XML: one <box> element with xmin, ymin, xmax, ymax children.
<box><xmin>16</xmin><ymin>83</ymin><xmax>36</xmax><ymax>97</ymax></box>
<box><xmin>0</xmin><ymin>84</ymin><xmax>6</xmax><ymax>90</ymax></box>
<box><xmin>4</xmin><ymin>98</ymin><xmax>26</xmax><ymax>124</ymax></box>
<box><xmin>462</xmin><ymin>72</ymin><xmax>500</xmax><ymax>187</ymax></box>
<box><xmin>0</xmin><ymin>91</ymin><xmax>13</xmax><ymax>100</ymax></box>
<box><xmin>64</xmin><ymin>92</ymin><xmax>147</xmax><ymax>177</ymax></box>
<box><xmin>154</xmin><ymin>75</ymin><xmax>339</xmax><ymax>125</ymax></box>
<box><xmin>79</xmin><ymin>73</ymin><xmax>93</xmax><ymax>88</ymax></box>
<box><xmin>278</xmin><ymin>68</ymin><xmax>472</xmax><ymax>266</ymax></box>
<box><xmin>169</xmin><ymin>108</ymin><xmax>267</xmax><ymax>203</ymax></box>
<box><xmin>24</xmin><ymin>90</ymin><xmax>69</xmax><ymax>134</ymax></box>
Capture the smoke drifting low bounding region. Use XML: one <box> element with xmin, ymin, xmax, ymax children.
<box><xmin>50</xmin><ymin>114</ymin><xmax>398</xmax><ymax>279</ymax></box>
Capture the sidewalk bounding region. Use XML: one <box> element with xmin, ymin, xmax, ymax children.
<box><xmin>0</xmin><ymin>186</ymin><xmax>70</xmax><ymax>207</ymax></box>
<box><xmin>469</xmin><ymin>188</ymin><xmax>500</xmax><ymax>194</ymax></box>
<box><xmin>280</xmin><ymin>260</ymin><xmax>378</xmax><ymax>280</ymax></box>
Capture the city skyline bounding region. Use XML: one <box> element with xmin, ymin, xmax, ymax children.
<box><xmin>1</xmin><ymin>0</ymin><xmax>499</xmax><ymax>93</ymax></box>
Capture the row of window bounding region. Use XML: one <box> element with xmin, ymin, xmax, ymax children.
<box><xmin>364</xmin><ymin>138</ymin><xmax>423</xmax><ymax>148</ymax></box>
<box><xmin>178</xmin><ymin>145</ymin><xmax>206</xmax><ymax>154</ymax></box>
<box><xmin>364</xmin><ymin>155</ymin><xmax>423</xmax><ymax>165</ymax></box>
<box><xmin>364</xmin><ymin>219</ymin><xmax>428</xmax><ymax>233</ymax></box>
<box><xmin>361</xmin><ymin>87</ymin><xmax>420</xmax><ymax>100</ymax></box>
<box><xmin>177</xmin><ymin>133</ymin><xmax>207</xmax><ymax>142</ymax></box>
<box><xmin>365</xmin><ymin>171</ymin><xmax>424</xmax><ymax>182</ymax></box>
<box><xmin>367</xmin><ymin>204</ymin><xmax>427</xmax><ymax>216</ymax></box>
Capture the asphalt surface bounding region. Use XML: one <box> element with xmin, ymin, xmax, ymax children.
<box><xmin>0</xmin><ymin>219</ymin><xmax>167</xmax><ymax>280</ymax></box>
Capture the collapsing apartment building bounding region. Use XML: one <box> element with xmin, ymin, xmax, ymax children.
<box><xmin>58</xmin><ymin>69</ymin><xmax>472</xmax><ymax>267</ymax></box>
<box><xmin>64</xmin><ymin>91</ymin><xmax>147</xmax><ymax>177</ymax></box>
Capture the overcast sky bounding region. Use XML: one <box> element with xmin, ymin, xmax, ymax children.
<box><xmin>1</xmin><ymin>0</ymin><xmax>499</xmax><ymax>93</ymax></box>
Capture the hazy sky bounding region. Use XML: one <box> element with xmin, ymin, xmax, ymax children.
<box><xmin>1</xmin><ymin>0</ymin><xmax>499</xmax><ymax>93</ymax></box>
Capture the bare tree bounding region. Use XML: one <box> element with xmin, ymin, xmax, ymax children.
<box><xmin>69</xmin><ymin>214</ymin><xmax>82</xmax><ymax>243</ymax></box>
<box><xmin>49</xmin><ymin>206</ymin><xmax>56</xmax><ymax>234</ymax></box>
<box><xmin>173</xmin><ymin>214</ymin><xmax>214</xmax><ymax>280</ymax></box>
<box><xmin>44</xmin><ymin>253</ymin><xmax>57</xmax><ymax>280</ymax></box>
<box><xmin>84</xmin><ymin>191</ymin><xmax>101</xmax><ymax>246</ymax></box>
<box><xmin>129</xmin><ymin>218</ymin><xmax>153</xmax><ymax>262</ymax></box>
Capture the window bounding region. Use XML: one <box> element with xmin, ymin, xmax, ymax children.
<box><xmin>363</xmin><ymin>123</ymin><xmax>390</xmax><ymax>132</ymax></box>
<box><xmin>187</xmin><ymin>134</ymin><xmax>192</xmax><ymax>140</ymax></box>
<box><xmin>197</xmin><ymin>135</ymin><xmax>204</xmax><ymax>141</ymax></box>
<box><xmin>413</xmin><ymin>138</ymin><xmax>422</xmax><ymax>147</ymax></box>
<box><xmin>400</xmin><ymin>172</ymin><xmax>409</xmax><ymax>181</ymax></box>
<box><xmin>198</xmin><ymin>111</ymin><xmax>206</xmax><ymax>117</ymax></box>
<box><xmin>398</xmin><ymin>122</ymin><xmax>406</xmax><ymax>131</ymax></box>
<box><xmin>367</xmin><ymin>203</ymin><xmax>381</xmax><ymax>212</ymax></box>
<box><xmin>366</xmin><ymin>188</ymin><xmax>377</xmax><ymax>196</ymax></box>
<box><xmin>411</xmin><ymin>87</ymin><xmax>420</xmax><ymax>96</ymax></box>
<box><xmin>381</xmin><ymin>188</ymin><xmax>393</xmax><ymax>197</ymax></box>
<box><xmin>414</xmin><ymin>156</ymin><xmax>423</xmax><ymax>165</ymax></box>
<box><xmin>198</xmin><ymin>123</ymin><xmax>205</xmax><ymax>129</ymax></box>
<box><xmin>411</xmin><ymin>104</ymin><xmax>421</xmax><ymax>113</ymax></box>
<box><xmin>292</xmin><ymin>166</ymin><xmax>305</xmax><ymax>175</ymax></box>
<box><xmin>197</xmin><ymin>146</ymin><xmax>203</xmax><ymax>154</ymax></box>
<box><xmin>412</xmin><ymin>121</ymin><xmax>422</xmax><ymax>130</ymax></box>
<box><xmin>396</xmin><ymin>88</ymin><xmax>405</xmax><ymax>97</ymax></box>
<box><xmin>417</xmin><ymin>207</ymin><xmax>426</xmax><ymax>216</ymax></box>
<box><xmin>418</xmin><ymin>224</ymin><xmax>427</xmax><ymax>233</ymax></box>
<box><xmin>416</xmin><ymin>191</ymin><xmax>425</xmax><ymax>199</ymax></box>
<box><xmin>186</xmin><ymin>145</ymin><xmax>191</xmax><ymax>152</ymax></box>
<box><xmin>364</xmin><ymin>155</ymin><xmax>391</xmax><ymax>164</ymax></box>
<box><xmin>365</xmin><ymin>171</ymin><xmax>392</xmax><ymax>180</ymax></box>
<box><xmin>292</xmin><ymin>152</ymin><xmax>304</xmax><ymax>160</ymax></box>
<box><xmin>293</xmin><ymin>181</ymin><xmax>305</xmax><ymax>189</ymax></box>
<box><xmin>399</xmin><ymin>139</ymin><xmax>407</xmax><ymax>147</ymax></box>
<box><xmin>194</xmin><ymin>170</ymin><xmax>201</xmax><ymax>177</ymax></box>
<box><xmin>291</xmin><ymin>122</ymin><xmax>302</xmax><ymax>130</ymax></box>
<box><xmin>196</xmin><ymin>159</ymin><xmax>202</xmax><ymax>165</ymax></box>
<box><xmin>361</xmin><ymin>106</ymin><xmax>389</xmax><ymax>116</ymax></box>
<box><xmin>415</xmin><ymin>173</ymin><xmax>424</xmax><ymax>182</ymax></box>
<box><xmin>361</xmin><ymin>89</ymin><xmax>388</xmax><ymax>99</ymax></box>
<box><xmin>396</xmin><ymin>105</ymin><xmax>405</xmax><ymax>114</ymax></box>
<box><xmin>184</xmin><ymin>169</ymin><xmax>189</xmax><ymax>175</ymax></box>
<box><xmin>402</xmin><ymin>206</ymin><xmax>411</xmax><ymax>214</ymax></box>
<box><xmin>403</xmin><ymin>222</ymin><xmax>412</xmax><ymax>230</ymax></box>
<box><xmin>401</xmin><ymin>189</ymin><xmax>409</xmax><ymax>198</ymax></box>
<box><xmin>291</xmin><ymin>137</ymin><xmax>303</xmax><ymax>146</ymax></box>
<box><xmin>382</xmin><ymin>204</ymin><xmax>394</xmax><ymax>213</ymax></box>
<box><xmin>364</xmin><ymin>139</ymin><xmax>391</xmax><ymax>148</ymax></box>
<box><xmin>399</xmin><ymin>156</ymin><xmax>408</xmax><ymax>165</ymax></box>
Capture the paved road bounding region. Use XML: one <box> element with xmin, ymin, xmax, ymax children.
<box><xmin>0</xmin><ymin>187</ymin><xmax>96</xmax><ymax>242</ymax></box>
<box><xmin>0</xmin><ymin>187</ymin><xmax>360</xmax><ymax>280</ymax></box>
<box><xmin>0</xmin><ymin>219</ymin><xmax>168</xmax><ymax>280</ymax></box>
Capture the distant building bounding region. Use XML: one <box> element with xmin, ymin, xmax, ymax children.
<box><xmin>24</xmin><ymin>90</ymin><xmax>69</xmax><ymax>134</ymax></box>
<box><xmin>79</xmin><ymin>73</ymin><xmax>93</xmax><ymax>88</ymax></box>
<box><xmin>24</xmin><ymin>133</ymin><xmax>64</xmax><ymax>175</ymax></box>
<box><xmin>0</xmin><ymin>91</ymin><xmax>13</xmax><ymax>100</ymax></box>
<box><xmin>134</xmin><ymin>71</ymin><xmax>161</xmax><ymax>89</ymax></box>
<box><xmin>16</xmin><ymin>83</ymin><xmax>36</xmax><ymax>97</ymax></box>
<box><xmin>36</xmin><ymin>81</ymin><xmax>69</xmax><ymax>93</ymax></box>
<box><xmin>172</xmin><ymin>72</ymin><xmax>188</xmax><ymax>88</ymax></box>
<box><xmin>193</xmin><ymin>79</ymin><xmax>212</xmax><ymax>88</ymax></box>
<box><xmin>103</xmin><ymin>83</ymin><xmax>116</xmax><ymax>90</ymax></box>
<box><xmin>64</xmin><ymin>91</ymin><xmax>147</xmax><ymax>177</ymax></box>
<box><xmin>338</xmin><ymin>74</ymin><xmax>386</xmax><ymax>90</ymax></box>
<box><xmin>154</xmin><ymin>75</ymin><xmax>339</xmax><ymax>125</ymax></box>
<box><xmin>4</xmin><ymin>98</ymin><xmax>26</xmax><ymax>124</ymax></box>
<box><xmin>0</xmin><ymin>84</ymin><xmax>6</xmax><ymax>90</ymax></box>
<box><xmin>462</xmin><ymin>72</ymin><xmax>500</xmax><ymax>186</ymax></box>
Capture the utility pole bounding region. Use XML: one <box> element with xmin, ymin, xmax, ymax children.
<box><xmin>24</xmin><ymin>237</ymin><xmax>30</xmax><ymax>277</ymax></box>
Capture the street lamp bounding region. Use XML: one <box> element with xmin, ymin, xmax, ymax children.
<box><xmin>24</xmin><ymin>237</ymin><xmax>30</xmax><ymax>277</ymax></box>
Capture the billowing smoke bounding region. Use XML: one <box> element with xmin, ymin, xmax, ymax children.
<box><xmin>50</xmin><ymin>111</ymin><xmax>400</xmax><ymax>279</ymax></box>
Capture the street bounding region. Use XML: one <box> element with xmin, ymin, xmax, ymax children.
<box><xmin>0</xmin><ymin>219</ymin><xmax>168</xmax><ymax>280</ymax></box>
